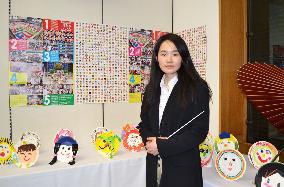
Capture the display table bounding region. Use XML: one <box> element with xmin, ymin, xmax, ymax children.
<box><xmin>1</xmin><ymin>147</ymin><xmax>259</xmax><ymax>187</ymax></box>
<box><xmin>202</xmin><ymin>155</ymin><xmax>257</xmax><ymax>187</ymax></box>
<box><xmin>0</xmin><ymin>146</ymin><xmax>146</xmax><ymax>187</ymax></box>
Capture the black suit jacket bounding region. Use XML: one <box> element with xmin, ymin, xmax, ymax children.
<box><xmin>138</xmin><ymin>81</ymin><xmax>210</xmax><ymax>187</ymax></box>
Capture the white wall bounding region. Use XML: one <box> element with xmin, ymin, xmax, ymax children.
<box><xmin>0</xmin><ymin>0</ymin><xmax>219</xmax><ymax>152</ymax></box>
<box><xmin>103</xmin><ymin>0</ymin><xmax>172</xmax><ymax>134</ymax></box>
<box><xmin>0</xmin><ymin>0</ymin><xmax>10</xmax><ymax>138</ymax></box>
<box><xmin>0</xmin><ymin>0</ymin><xmax>172</xmax><ymax>153</ymax></box>
<box><xmin>173</xmin><ymin>0</ymin><xmax>220</xmax><ymax>137</ymax></box>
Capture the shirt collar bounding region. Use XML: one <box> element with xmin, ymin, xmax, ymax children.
<box><xmin>160</xmin><ymin>73</ymin><xmax>178</xmax><ymax>91</ymax></box>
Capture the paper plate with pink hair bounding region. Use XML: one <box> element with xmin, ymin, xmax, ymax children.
<box><xmin>248</xmin><ymin>141</ymin><xmax>278</xmax><ymax>169</ymax></box>
<box><xmin>53</xmin><ymin>129</ymin><xmax>74</xmax><ymax>144</ymax></box>
<box><xmin>215</xmin><ymin>149</ymin><xmax>246</xmax><ymax>181</ymax></box>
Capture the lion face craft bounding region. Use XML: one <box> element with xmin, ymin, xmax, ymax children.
<box><xmin>0</xmin><ymin>138</ymin><xmax>16</xmax><ymax>165</ymax></box>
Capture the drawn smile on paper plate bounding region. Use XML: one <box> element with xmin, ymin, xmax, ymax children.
<box><xmin>57</xmin><ymin>145</ymin><xmax>73</xmax><ymax>162</ymax></box>
<box><xmin>256</xmin><ymin>149</ymin><xmax>272</xmax><ymax>163</ymax></box>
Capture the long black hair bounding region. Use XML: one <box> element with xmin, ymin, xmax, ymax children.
<box><xmin>144</xmin><ymin>33</ymin><xmax>211</xmax><ymax>107</ymax></box>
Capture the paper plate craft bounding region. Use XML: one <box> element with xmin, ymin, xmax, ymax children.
<box><xmin>121</xmin><ymin>124</ymin><xmax>134</xmax><ymax>140</ymax></box>
<box><xmin>91</xmin><ymin>127</ymin><xmax>109</xmax><ymax>145</ymax></box>
<box><xmin>214</xmin><ymin>132</ymin><xmax>239</xmax><ymax>154</ymax></box>
<box><xmin>255</xmin><ymin>162</ymin><xmax>284</xmax><ymax>187</ymax></box>
<box><xmin>215</xmin><ymin>149</ymin><xmax>246</xmax><ymax>181</ymax></box>
<box><xmin>15</xmin><ymin>141</ymin><xmax>39</xmax><ymax>168</ymax></box>
<box><xmin>0</xmin><ymin>138</ymin><xmax>16</xmax><ymax>165</ymax></box>
<box><xmin>20</xmin><ymin>131</ymin><xmax>40</xmax><ymax>149</ymax></box>
<box><xmin>199</xmin><ymin>132</ymin><xmax>214</xmax><ymax>167</ymax></box>
<box><xmin>95</xmin><ymin>131</ymin><xmax>121</xmax><ymax>159</ymax></box>
<box><xmin>54</xmin><ymin>129</ymin><xmax>74</xmax><ymax>144</ymax></box>
<box><xmin>122</xmin><ymin>124</ymin><xmax>144</xmax><ymax>152</ymax></box>
<box><xmin>248</xmin><ymin>141</ymin><xmax>278</xmax><ymax>169</ymax></box>
<box><xmin>49</xmin><ymin>136</ymin><xmax>78</xmax><ymax>165</ymax></box>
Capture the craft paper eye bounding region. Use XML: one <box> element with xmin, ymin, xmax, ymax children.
<box><xmin>215</xmin><ymin>149</ymin><xmax>246</xmax><ymax>181</ymax></box>
<box><xmin>214</xmin><ymin>132</ymin><xmax>239</xmax><ymax>154</ymax></box>
<box><xmin>0</xmin><ymin>138</ymin><xmax>16</xmax><ymax>165</ymax></box>
<box><xmin>49</xmin><ymin>136</ymin><xmax>78</xmax><ymax>165</ymax></box>
<box><xmin>248</xmin><ymin>141</ymin><xmax>278</xmax><ymax>169</ymax></box>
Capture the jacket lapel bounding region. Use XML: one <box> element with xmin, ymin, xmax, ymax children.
<box><xmin>160</xmin><ymin>82</ymin><xmax>185</xmax><ymax>136</ymax></box>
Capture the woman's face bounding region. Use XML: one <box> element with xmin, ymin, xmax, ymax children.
<box><xmin>157</xmin><ymin>40</ymin><xmax>182</xmax><ymax>76</ymax></box>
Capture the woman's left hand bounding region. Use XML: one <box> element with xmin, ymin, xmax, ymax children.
<box><xmin>146</xmin><ymin>137</ymin><xmax>159</xmax><ymax>156</ymax></box>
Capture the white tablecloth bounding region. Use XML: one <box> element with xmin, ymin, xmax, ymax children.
<box><xmin>1</xmin><ymin>146</ymin><xmax>259</xmax><ymax>187</ymax></box>
<box><xmin>0</xmin><ymin>146</ymin><xmax>146</xmax><ymax>187</ymax></box>
<box><xmin>202</xmin><ymin>155</ymin><xmax>257</xmax><ymax>187</ymax></box>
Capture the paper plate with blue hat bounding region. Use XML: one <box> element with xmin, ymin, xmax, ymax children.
<box><xmin>214</xmin><ymin>132</ymin><xmax>239</xmax><ymax>155</ymax></box>
<box><xmin>49</xmin><ymin>135</ymin><xmax>78</xmax><ymax>165</ymax></box>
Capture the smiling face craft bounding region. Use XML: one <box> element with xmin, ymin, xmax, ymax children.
<box><xmin>95</xmin><ymin>131</ymin><xmax>121</xmax><ymax>159</ymax></box>
<box><xmin>0</xmin><ymin>138</ymin><xmax>16</xmax><ymax>165</ymax></box>
<box><xmin>121</xmin><ymin>124</ymin><xmax>144</xmax><ymax>152</ymax></box>
<box><xmin>20</xmin><ymin>131</ymin><xmax>40</xmax><ymax>149</ymax></box>
<box><xmin>215</xmin><ymin>149</ymin><xmax>246</xmax><ymax>181</ymax></box>
<box><xmin>254</xmin><ymin>162</ymin><xmax>284</xmax><ymax>187</ymax></box>
<box><xmin>214</xmin><ymin>132</ymin><xmax>239</xmax><ymax>155</ymax></box>
<box><xmin>248</xmin><ymin>141</ymin><xmax>278</xmax><ymax>169</ymax></box>
<box><xmin>49</xmin><ymin>136</ymin><xmax>78</xmax><ymax>165</ymax></box>
<box><xmin>199</xmin><ymin>132</ymin><xmax>214</xmax><ymax>167</ymax></box>
<box><xmin>16</xmin><ymin>143</ymin><xmax>39</xmax><ymax>168</ymax></box>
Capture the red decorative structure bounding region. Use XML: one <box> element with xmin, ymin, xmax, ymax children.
<box><xmin>237</xmin><ymin>63</ymin><xmax>284</xmax><ymax>133</ymax></box>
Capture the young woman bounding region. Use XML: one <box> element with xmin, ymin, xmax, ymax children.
<box><xmin>138</xmin><ymin>33</ymin><xmax>211</xmax><ymax>187</ymax></box>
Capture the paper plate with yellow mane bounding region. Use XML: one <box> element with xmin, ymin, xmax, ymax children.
<box><xmin>95</xmin><ymin>131</ymin><xmax>121</xmax><ymax>159</ymax></box>
<box><xmin>0</xmin><ymin>138</ymin><xmax>17</xmax><ymax>165</ymax></box>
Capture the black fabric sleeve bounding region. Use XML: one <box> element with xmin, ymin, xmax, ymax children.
<box><xmin>156</xmin><ymin>85</ymin><xmax>210</xmax><ymax>159</ymax></box>
<box><xmin>137</xmin><ymin>90</ymin><xmax>155</xmax><ymax>144</ymax></box>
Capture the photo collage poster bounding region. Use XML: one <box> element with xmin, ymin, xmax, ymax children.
<box><xmin>75</xmin><ymin>23</ymin><xmax>128</xmax><ymax>103</ymax></box>
<box><xmin>128</xmin><ymin>30</ymin><xmax>167</xmax><ymax>103</ymax></box>
<box><xmin>177</xmin><ymin>26</ymin><xmax>207</xmax><ymax>79</ymax></box>
<box><xmin>8</xmin><ymin>16</ymin><xmax>207</xmax><ymax>106</ymax></box>
<box><xmin>9</xmin><ymin>16</ymin><xmax>74</xmax><ymax>107</ymax></box>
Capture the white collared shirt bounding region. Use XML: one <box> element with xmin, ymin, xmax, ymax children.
<box><xmin>159</xmin><ymin>73</ymin><xmax>178</xmax><ymax>127</ymax></box>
